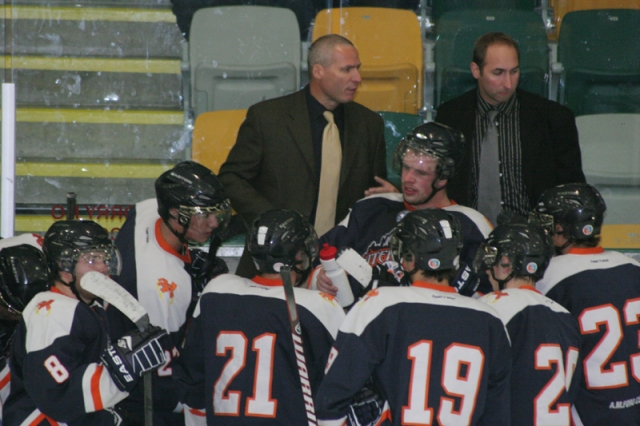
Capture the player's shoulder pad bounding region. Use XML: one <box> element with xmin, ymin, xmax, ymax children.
<box><xmin>342</xmin><ymin>286</ymin><xmax>503</xmax><ymax>337</ymax></box>
<box><xmin>22</xmin><ymin>290</ymin><xmax>81</xmax><ymax>353</ymax></box>
<box><xmin>480</xmin><ymin>288</ymin><xmax>569</xmax><ymax>325</ymax></box>
<box><xmin>443</xmin><ymin>204</ymin><xmax>493</xmax><ymax>237</ymax></box>
<box><xmin>293</xmin><ymin>287</ymin><xmax>346</xmax><ymax>338</ymax></box>
<box><xmin>537</xmin><ymin>250</ymin><xmax>640</xmax><ymax>295</ymax></box>
<box><xmin>337</xmin><ymin>193</ymin><xmax>404</xmax><ymax>227</ymax></box>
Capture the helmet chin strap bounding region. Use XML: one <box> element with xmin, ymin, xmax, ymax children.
<box><xmin>60</xmin><ymin>273</ymin><xmax>91</xmax><ymax>305</ymax></box>
<box><xmin>491</xmin><ymin>269</ymin><xmax>514</xmax><ymax>291</ymax></box>
<box><xmin>164</xmin><ymin>215</ymin><xmax>191</xmax><ymax>245</ymax></box>
<box><xmin>418</xmin><ymin>180</ymin><xmax>446</xmax><ymax>207</ymax></box>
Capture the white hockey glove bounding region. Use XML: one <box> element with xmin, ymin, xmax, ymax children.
<box><xmin>101</xmin><ymin>325</ymin><xmax>167</xmax><ymax>392</ymax></box>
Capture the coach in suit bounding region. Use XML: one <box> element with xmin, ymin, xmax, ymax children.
<box><xmin>219</xmin><ymin>34</ymin><xmax>387</xmax><ymax>277</ymax></box>
<box><xmin>435</xmin><ymin>32</ymin><xmax>585</xmax><ymax>225</ymax></box>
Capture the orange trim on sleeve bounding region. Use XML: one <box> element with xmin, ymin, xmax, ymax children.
<box><xmin>189</xmin><ymin>407</ymin><xmax>206</xmax><ymax>417</ymax></box>
<box><xmin>251</xmin><ymin>276</ymin><xmax>283</xmax><ymax>287</ymax></box>
<box><xmin>0</xmin><ymin>370</ymin><xmax>10</xmax><ymax>389</ymax></box>
<box><xmin>91</xmin><ymin>364</ymin><xmax>104</xmax><ymax>411</ymax></box>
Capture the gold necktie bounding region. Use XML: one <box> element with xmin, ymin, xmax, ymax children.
<box><xmin>314</xmin><ymin>111</ymin><xmax>342</xmax><ymax>236</ymax></box>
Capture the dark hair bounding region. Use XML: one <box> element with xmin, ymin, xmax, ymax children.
<box><xmin>308</xmin><ymin>34</ymin><xmax>355</xmax><ymax>75</ymax></box>
<box><xmin>472</xmin><ymin>32</ymin><xmax>520</xmax><ymax>71</ymax></box>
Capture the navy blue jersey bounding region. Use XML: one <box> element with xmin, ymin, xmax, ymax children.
<box><xmin>537</xmin><ymin>247</ymin><xmax>640</xmax><ymax>426</ymax></box>
<box><xmin>4</xmin><ymin>288</ymin><xmax>126</xmax><ymax>425</ymax></box>
<box><xmin>319</xmin><ymin>193</ymin><xmax>493</xmax><ymax>295</ymax></box>
<box><xmin>174</xmin><ymin>274</ymin><xmax>345</xmax><ymax>425</ymax></box>
<box><xmin>316</xmin><ymin>283</ymin><xmax>512</xmax><ymax>426</ymax></box>
<box><xmin>107</xmin><ymin>198</ymin><xmax>203</xmax><ymax>425</ymax></box>
<box><xmin>480</xmin><ymin>286</ymin><xmax>582</xmax><ymax>426</ymax></box>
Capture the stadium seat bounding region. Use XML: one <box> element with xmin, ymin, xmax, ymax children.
<box><xmin>378</xmin><ymin>111</ymin><xmax>425</xmax><ymax>187</ymax></box>
<box><xmin>312</xmin><ymin>7</ymin><xmax>423</xmax><ymax>114</ymax></box>
<box><xmin>187</xmin><ymin>6</ymin><xmax>301</xmax><ymax>117</ymax></box>
<box><xmin>549</xmin><ymin>0</ymin><xmax>640</xmax><ymax>40</ymax></box>
<box><xmin>576</xmin><ymin>113</ymin><xmax>640</xmax><ymax>249</ymax></box>
<box><xmin>191</xmin><ymin>109</ymin><xmax>247</xmax><ymax>173</ymax></box>
<box><xmin>434</xmin><ymin>9</ymin><xmax>549</xmax><ymax>106</ymax></box>
<box><xmin>430</xmin><ymin>0</ymin><xmax>537</xmax><ymax>22</ymax></box>
<box><xmin>556</xmin><ymin>9</ymin><xmax>640</xmax><ymax>116</ymax></box>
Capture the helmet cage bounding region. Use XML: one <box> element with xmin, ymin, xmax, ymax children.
<box><xmin>57</xmin><ymin>242</ymin><xmax>121</xmax><ymax>277</ymax></box>
<box><xmin>176</xmin><ymin>198</ymin><xmax>232</xmax><ymax>229</ymax></box>
<box><xmin>394</xmin><ymin>140</ymin><xmax>449</xmax><ymax>180</ymax></box>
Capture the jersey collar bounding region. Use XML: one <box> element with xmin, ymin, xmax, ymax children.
<box><xmin>412</xmin><ymin>281</ymin><xmax>457</xmax><ymax>293</ymax></box>
<box><xmin>252</xmin><ymin>276</ymin><xmax>283</xmax><ymax>287</ymax></box>
<box><xmin>519</xmin><ymin>285</ymin><xmax>541</xmax><ymax>294</ymax></box>
<box><xmin>403</xmin><ymin>200</ymin><xmax>456</xmax><ymax>211</ymax></box>
<box><xmin>568</xmin><ymin>246</ymin><xmax>605</xmax><ymax>255</ymax></box>
<box><xmin>155</xmin><ymin>219</ymin><xmax>191</xmax><ymax>263</ymax></box>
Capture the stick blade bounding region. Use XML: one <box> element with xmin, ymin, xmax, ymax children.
<box><xmin>81</xmin><ymin>271</ymin><xmax>149</xmax><ymax>330</ymax></box>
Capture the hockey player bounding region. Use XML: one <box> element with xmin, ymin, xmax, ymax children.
<box><xmin>106</xmin><ymin>161</ymin><xmax>232</xmax><ymax>425</ymax></box>
<box><xmin>3</xmin><ymin>220</ymin><xmax>166</xmax><ymax>425</ymax></box>
<box><xmin>174</xmin><ymin>209</ymin><xmax>345</xmax><ymax>425</ymax></box>
<box><xmin>478</xmin><ymin>223</ymin><xmax>582</xmax><ymax>426</ymax></box>
<box><xmin>535</xmin><ymin>183</ymin><xmax>640</xmax><ymax>426</ymax></box>
<box><xmin>0</xmin><ymin>244</ymin><xmax>50</xmax><ymax>418</ymax></box>
<box><xmin>316</xmin><ymin>121</ymin><xmax>493</xmax><ymax>299</ymax></box>
<box><xmin>315</xmin><ymin>209</ymin><xmax>512</xmax><ymax>425</ymax></box>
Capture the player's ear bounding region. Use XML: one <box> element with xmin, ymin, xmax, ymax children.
<box><xmin>471</xmin><ymin>62</ymin><xmax>481</xmax><ymax>79</ymax></box>
<box><xmin>434</xmin><ymin>179</ymin><xmax>448</xmax><ymax>189</ymax></box>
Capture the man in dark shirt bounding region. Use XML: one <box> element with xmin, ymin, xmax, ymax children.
<box><xmin>435</xmin><ymin>32</ymin><xmax>585</xmax><ymax>225</ymax></box>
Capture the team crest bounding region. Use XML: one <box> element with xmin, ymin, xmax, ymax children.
<box><xmin>35</xmin><ymin>300</ymin><xmax>54</xmax><ymax>316</ymax></box>
<box><xmin>526</xmin><ymin>262</ymin><xmax>538</xmax><ymax>274</ymax></box>
<box><xmin>428</xmin><ymin>259</ymin><xmax>440</xmax><ymax>269</ymax></box>
<box><xmin>360</xmin><ymin>289</ymin><xmax>380</xmax><ymax>304</ymax></box>
<box><xmin>582</xmin><ymin>224</ymin><xmax>593</xmax><ymax>236</ymax></box>
<box><xmin>490</xmin><ymin>291</ymin><xmax>510</xmax><ymax>302</ymax></box>
<box><xmin>157</xmin><ymin>278</ymin><xmax>177</xmax><ymax>305</ymax></box>
<box><xmin>319</xmin><ymin>292</ymin><xmax>339</xmax><ymax>306</ymax></box>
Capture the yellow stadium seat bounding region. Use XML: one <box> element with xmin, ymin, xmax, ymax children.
<box><xmin>191</xmin><ymin>109</ymin><xmax>247</xmax><ymax>174</ymax></box>
<box><xmin>312</xmin><ymin>7</ymin><xmax>423</xmax><ymax>114</ymax></box>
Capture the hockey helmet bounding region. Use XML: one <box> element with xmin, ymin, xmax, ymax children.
<box><xmin>393</xmin><ymin>122</ymin><xmax>466</xmax><ymax>181</ymax></box>
<box><xmin>485</xmin><ymin>224</ymin><xmax>554</xmax><ymax>285</ymax></box>
<box><xmin>535</xmin><ymin>183</ymin><xmax>606</xmax><ymax>242</ymax></box>
<box><xmin>155</xmin><ymin>161</ymin><xmax>231</xmax><ymax>231</ymax></box>
<box><xmin>43</xmin><ymin>220</ymin><xmax>121</xmax><ymax>277</ymax></box>
<box><xmin>390</xmin><ymin>209</ymin><xmax>463</xmax><ymax>272</ymax></box>
<box><xmin>248</xmin><ymin>209</ymin><xmax>319</xmax><ymax>277</ymax></box>
<box><xmin>0</xmin><ymin>244</ymin><xmax>49</xmax><ymax>315</ymax></box>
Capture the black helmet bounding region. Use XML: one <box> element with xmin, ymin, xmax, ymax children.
<box><xmin>535</xmin><ymin>183</ymin><xmax>606</xmax><ymax>242</ymax></box>
<box><xmin>43</xmin><ymin>220</ymin><xmax>121</xmax><ymax>278</ymax></box>
<box><xmin>485</xmin><ymin>224</ymin><xmax>554</xmax><ymax>288</ymax></box>
<box><xmin>391</xmin><ymin>209</ymin><xmax>463</xmax><ymax>273</ymax></box>
<box><xmin>393</xmin><ymin>121</ymin><xmax>466</xmax><ymax>181</ymax></box>
<box><xmin>155</xmin><ymin>161</ymin><xmax>231</xmax><ymax>232</ymax></box>
<box><xmin>0</xmin><ymin>245</ymin><xmax>49</xmax><ymax>315</ymax></box>
<box><xmin>248</xmin><ymin>210</ymin><xmax>319</xmax><ymax>279</ymax></box>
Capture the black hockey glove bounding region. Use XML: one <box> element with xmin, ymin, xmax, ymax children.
<box><xmin>347</xmin><ymin>383</ymin><xmax>386</xmax><ymax>426</ymax></box>
<box><xmin>188</xmin><ymin>244</ymin><xmax>229</xmax><ymax>294</ymax></box>
<box><xmin>101</xmin><ymin>325</ymin><xmax>167</xmax><ymax>392</ymax></box>
<box><xmin>451</xmin><ymin>244</ymin><xmax>497</xmax><ymax>296</ymax></box>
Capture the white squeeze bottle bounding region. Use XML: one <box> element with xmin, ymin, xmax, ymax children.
<box><xmin>319</xmin><ymin>244</ymin><xmax>354</xmax><ymax>307</ymax></box>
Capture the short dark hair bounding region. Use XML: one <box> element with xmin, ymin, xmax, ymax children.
<box><xmin>308</xmin><ymin>34</ymin><xmax>355</xmax><ymax>75</ymax></box>
<box><xmin>420</xmin><ymin>269</ymin><xmax>456</xmax><ymax>285</ymax></box>
<box><xmin>472</xmin><ymin>32</ymin><xmax>520</xmax><ymax>71</ymax></box>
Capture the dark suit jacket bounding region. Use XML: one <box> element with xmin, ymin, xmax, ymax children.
<box><xmin>219</xmin><ymin>89</ymin><xmax>387</xmax><ymax>277</ymax></box>
<box><xmin>435</xmin><ymin>88</ymin><xmax>586</xmax><ymax>209</ymax></box>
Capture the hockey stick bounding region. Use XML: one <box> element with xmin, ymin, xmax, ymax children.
<box><xmin>80</xmin><ymin>271</ymin><xmax>154</xmax><ymax>426</ymax></box>
<box><xmin>66</xmin><ymin>192</ymin><xmax>76</xmax><ymax>220</ymax></box>
<box><xmin>279</xmin><ymin>265</ymin><xmax>318</xmax><ymax>426</ymax></box>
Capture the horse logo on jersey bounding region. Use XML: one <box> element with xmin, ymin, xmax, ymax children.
<box><xmin>319</xmin><ymin>292</ymin><xmax>339</xmax><ymax>306</ymax></box>
<box><xmin>361</xmin><ymin>289</ymin><xmax>380</xmax><ymax>303</ymax></box>
<box><xmin>363</xmin><ymin>230</ymin><xmax>394</xmax><ymax>267</ymax></box>
<box><xmin>487</xmin><ymin>291</ymin><xmax>510</xmax><ymax>303</ymax></box>
<box><xmin>35</xmin><ymin>299</ymin><xmax>54</xmax><ymax>316</ymax></box>
<box><xmin>157</xmin><ymin>278</ymin><xmax>177</xmax><ymax>305</ymax></box>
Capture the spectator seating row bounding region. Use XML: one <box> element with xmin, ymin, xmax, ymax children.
<box><xmin>183</xmin><ymin>6</ymin><xmax>640</xmax><ymax>120</ymax></box>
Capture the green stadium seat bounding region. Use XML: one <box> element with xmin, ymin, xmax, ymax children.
<box><xmin>557</xmin><ymin>9</ymin><xmax>640</xmax><ymax>116</ymax></box>
<box><xmin>434</xmin><ymin>9</ymin><xmax>549</xmax><ymax>106</ymax></box>
<box><xmin>431</xmin><ymin>0</ymin><xmax>537</xmax><ymax>22</ymax></box>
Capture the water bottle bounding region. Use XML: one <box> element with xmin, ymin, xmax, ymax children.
<box><xmin>319</xmin><ymin>244</ymin><xmax>354</xmax><ymax>307</ymax></box>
